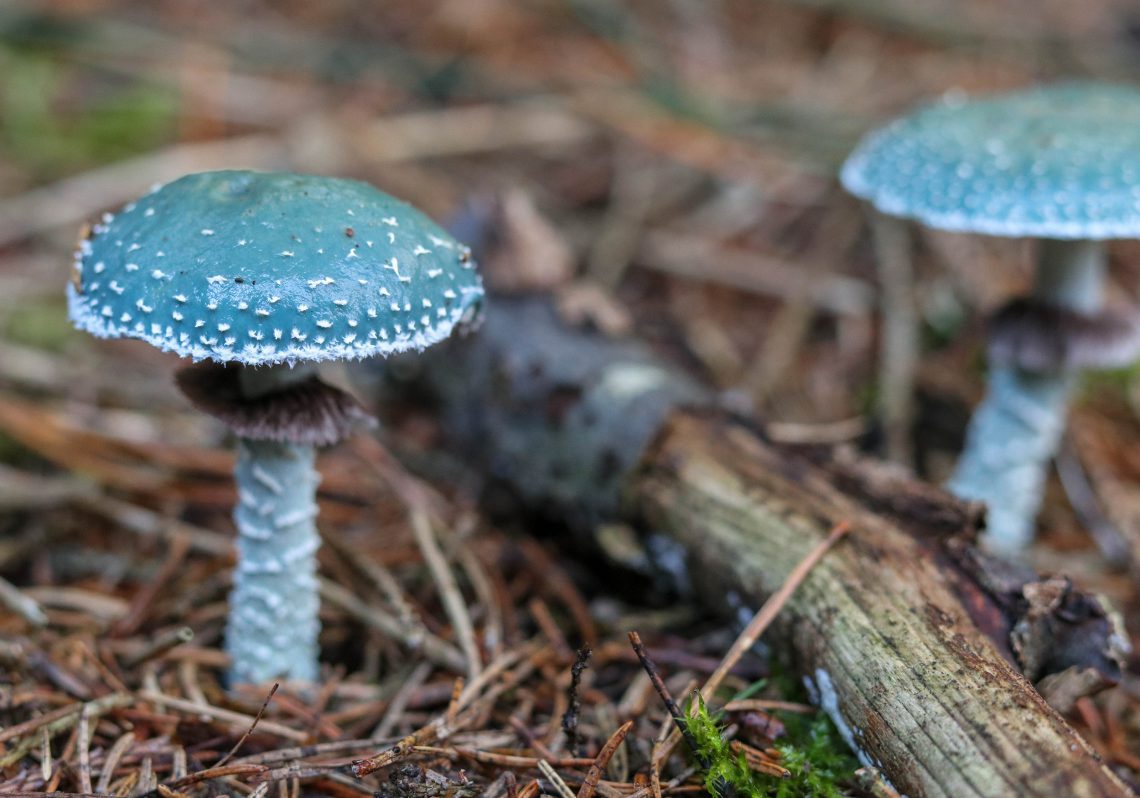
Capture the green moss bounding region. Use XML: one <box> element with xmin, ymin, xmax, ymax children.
<box><xmin>1079</xmin><ymin>362</ymin><xmax>1140</xmax><ymax>399</ymax></box>
<box><xmin>772</xmin><ymin>714</ymin><xmax>857</xmax><ymax>798</ymax></box>
<box><xmin>1</xmin><ymin>296</ymin><xmax>74</xmax><ymax>351</ymax></box>
<box><xmin>682</xmin><ymin>685</ymin><xmax>858</xmax><ymax>797</ymax></box>
<box><xmin>0</xmin><ymin>45</ymin><xmax>177</xmax><ymax>178</ymax></box>
<box><xmin>683</xmin><ymin>694</ymin><xmax>770</xmax><ymax>798</ymax></box>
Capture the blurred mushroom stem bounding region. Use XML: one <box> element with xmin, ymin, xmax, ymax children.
<box><xmin>868</xmin><ymin>210</ymin><xmax>917</xmax><ymax>467</ymax></box>
<box><xmin>227</xmin><ymin>363</ymin><xmax>322</xmax><ymax>684</ymax></box>
<box><xmin>1034</xmin><ymin>239</ymin><xmax>1106</xmax><ymax>309</ymax></box>
<box><xmin>949</xmin><ymin>239</ymin><xmax>1105</xmax><ymax>554</ymax></box>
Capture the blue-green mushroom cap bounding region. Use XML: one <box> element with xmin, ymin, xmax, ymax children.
<box><xmin>68</xmin><ymin>170</ymin><xmax>485</xmax><ymax>365</ymax></box>
<box><xmin>841</xmin><ymin>83</ymin><xmax>1140</xmax><ymax>239</ymax></box>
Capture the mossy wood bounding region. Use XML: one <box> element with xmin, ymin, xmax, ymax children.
<box><xmin>391</xmin><ymin>295</ymin><xmax>1130</xmax><ymax>798</ymax></box>
<box><xmin>636</xmin><ymin>411</ymin><xmax>1125</xmax><ymax>798</ymax></box>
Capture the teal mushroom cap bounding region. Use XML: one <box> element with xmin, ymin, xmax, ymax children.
<box><xmin>841</xmin><ymin>82</ymin><xmax>1140</xmax><ymax>240</ymax></box>
<box><xmin>68</xmin><ymin>170</ymin><xmax>485</xmax><ymax>365</ymax></box>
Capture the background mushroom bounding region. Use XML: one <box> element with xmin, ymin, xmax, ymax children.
<box><xmin>68</xmin><ymin>170</ymin><xmax>484</xmax><ymax>683</ymax></box>
<box><xmin>840</xmin><ymin>82</ymin><xmax>1140</xmax><ymax>554</ymax></box>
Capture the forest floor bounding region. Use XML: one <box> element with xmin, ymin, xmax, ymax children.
<box><xmin>3</xmin><ymin>1</ymin><xmax>1140</xmax><ymax>795</ymax></box>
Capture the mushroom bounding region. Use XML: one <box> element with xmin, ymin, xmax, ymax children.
<box><xmin>68</xmin><ymin>170</ymin><xmax>485</xmax><ymax>683</ymax></box>
<box><xmin>840</xmin><ymin>82</ymin><xmax>1140</xmax><ymax>554</ymax></box>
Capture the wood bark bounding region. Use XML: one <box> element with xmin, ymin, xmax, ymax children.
<box><xmin>635</xmin><ymin>410</ymin><xmax>1126</xmax><ymax>797</ymax></box>
<box><xmin>381</xmin><ymin>295</ymin><xmax>1131</xmax><ymax>798</ymax></box>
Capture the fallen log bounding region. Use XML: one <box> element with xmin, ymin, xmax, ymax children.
<box><xmin>383</xmin><ymin>295</ymin><xmax>1131</xmax><ymax>798</ymax></box>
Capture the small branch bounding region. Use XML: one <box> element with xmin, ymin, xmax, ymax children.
<box><xmin>214</xmin><ymin>682</ymin><xmax>280</xmax><ymax>768</ymax></box>
<box><xmin>700</xmin><ymin>521</ymin><xmax>850</xmax><ymax>700</ymax></box>
<box><xmin>627</xmin><ymin>632</ymin><xmax>697</xmax><ymax>755</ymax></box>
<box><xmin>0</xmin><ymin>574</ymin><xmax>48</xmax><ymax>627</ymax></box>
<box><xmin>136</xmin><ymin>691</ymin><xmax>306</xmax><ymax>742</ymax></box>
<box><xmin>537</xmin><ymin>760</ymin><xmax>577</xmax><ymax>798</ymax></box>
<box><xmin>121</xmin><ymin>626</ymin><xmax>195</xmax><ymax>668</ymax></box>
<box><xmin>577</xmin><ymin>720</ymin><xmax>633</xmax><ymax>798</ymax></box>
<box><xmin>0</xmin><ymin>693</ymin><xmax>132</xmax><ymax>768</ymax></box>
<box><xmin>561</xmin><ymin>646</ymin><xmax>592</xmax><ymax>757</ymax></box>
<box><xmin>409</xmin><ymin>506</ymin><xmax>483</xmax><ymax>681</ymax></box>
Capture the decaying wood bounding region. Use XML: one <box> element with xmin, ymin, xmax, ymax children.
<box><xmin>636</xmin><ymin>411</ymin><xmax>1125</xmax><ymax>797</ymax></box>
<box><xmin>385</xmin><ymin>295</ymin><xmax>1131</xmax><ymax>798</ymax></box>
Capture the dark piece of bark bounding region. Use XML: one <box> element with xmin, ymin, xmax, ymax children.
<box><xmin>384</xmin><ymin>294</ymin><xmax>1132</xmax><ymax>798</ymax></box>
<box><xmin>176</xmin><ymin>361</ymin><xmax>375</xmax><ymax>446</ymax></box>
<box><xmin>403</xmin><ymin>297</ymin><xmax>705</xmax><ymax>530</ymax></box>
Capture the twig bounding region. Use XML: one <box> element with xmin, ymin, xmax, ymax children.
<box><xmin>529</xmin><ymin>597</ymin><xmax>573</xmax><ymax>661</ymax></box>
<box><xmin>517</xmin><ymin>539</ymin><xmax>597</xmax><ymax>646</ymax></box>
<box><xmin>456</xmin><ymin>542</ymin><xmax>504</xmax><ymax>659</ymax></box>
<box><xmin>171</xmin><ymin>747</ymin><xmax>187</xmax><ymax>782</ymax></box>
<box><xmin>508</xmin><ymin>716</ymin><xmax>559</xmax><ymax>762</ymax></box>
<box><xmin>137</xmin><ymin>691</ymin><xmax>306</xmax><ymax>742</ymax></box>
<box><xmin>122</xmin><ymin>626</ymin><xmax>195</xmax><ymax>668</ymax></box>
<box><xmin>627</xmin><ymin>631</ymin><xmax>696</xmax><ymax>754</ymax></box>
<box><xmin>0</xmin><ymin>574</ymin><xmax>48</xmax><ymax>627</ymax></box>
<box><xmin>577</xmin><ymin>721</ymin><xmax>633</xmax><ymax>798</ymax></box>
<box><xmin>112</xmin><ymin>534</ymin><xmax>191</xmax><ymax>636</ymax></box>
<box><xmin>537</xmin><ymin>760</ymin><xmax>577</xmax><ymax>798</ymax></box>
<box><xmin>0</xmin><ymin>693</ymin><xmax>132</xmax><ymax>768</ymax></box>
<box><xmin>322</xmin><ymin>528</ymin><xmax>420</xmax><ymax>631</ymax></box>
<box><xmin>233</xmin><ymin>737</ymin><xmax>401</xmax><ymax>767</ymax></box>
<box><xmin>78</xmin><ymin>495</ymin><xmax>232</xmax><ymax>557</ymax></box>
<box><xmin>561</xmin><ymin>646</ymin><xmax>592</xmax><ymax>757</ymax></box>
<box><xmin>214</xmin><ymin>683</ymin><xmax>280</xmax><ymax>768</ymax></box>
<box><xmin>728</xmin><ymin>740</ymin><xmax>790</xmax><ymax>779</ymax></box>
<box><xmin>319</xmin><ymin>579</ymin><xmax>466</xmax><ymax>672</ymax></box>
<box><xmin>162</xmin><ymin>763</ymin><xmax>269</xmax><ymax>790</ymax></box>
<box><xmin>408</xmin><ymin>506</ymin><xmax>482</xmax><ymax>681</ymax></box>
<box><xmin>416</xmin><ymin>746</ymin><xmax>595</xmax><ymax>769</ymax></box>
<box><xmin>445</xmin><ymin>677</ymin><xmax>465</xmax><ymax>730</ymax></box>
<box><xmin>1056</xmin><ymin>435</ymin><xmax>1131</xmax><ymax>565</ymax></box>
<box><xmin>40</xmin><ymin>727</ymin><xmax>51</xmax><ymax>784</ymax></box>
<box><xmin>371</xmin><ymin>662</ymin><xmax>433</xmax><ymax>740</ymax></box>
<box><xmin>243</xmin><ymin>762</ymin><xmax>340</xmax><ymax>784</ymax></box>
<box><xmin>96</xmin><ymin>733</ymin><xmax>135</xmax><ymax>794</ymax></box>
<box><xmin>76</xmin><ymin>705</ymin><xmax>92</xmax><ymax>795</ymax></box>
<box><xmin>351</xmin><ymin>645</ymin><xmax>544</xmax><ymax>777</ymax></box>
<box><xmin>700</xmin><ymin>521</ymin><xmax>851</xmax><ymax>700</ymax></box>
<box><xmin>639</xmin><ymin>231</ymin><xmax>873</xmax><ymax>316</ymax></box>
<box><xmin>722</xmin><ymin>699</ymin><xmax>815</xmax><ymax>714</ymax></box>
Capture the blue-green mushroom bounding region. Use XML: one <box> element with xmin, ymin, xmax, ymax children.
<box><xmin>841</xmin><ymin>83</ymin><xmax>1140</xmax><ymax>554</ymax></box>
<box><xmin>68</xmin><ymin>170</ymin><xmax>484</xmax><ymax>683</ymax></box>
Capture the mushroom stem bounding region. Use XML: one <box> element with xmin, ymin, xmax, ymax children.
<box><xmin>868</xmin><ymin>209</ymin><xmax>917</xmax><ymax>467</ymax></box>
<box><xmin>1034</xmin><ymin>239</ymin><xmax>1105</xmax><ymax>310</ymax></box>
<box><xmin>226</xmin><ymin>363</ymin><xmax>322</xmax><ymax>684</ymax></box>
<box><xmin>949</xmin><ymin>238</ymin><xmax>1105</xmax><ymax>554</ymax></box>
